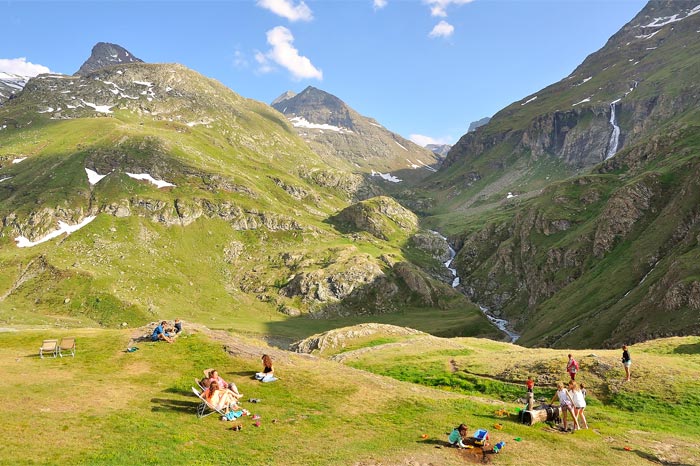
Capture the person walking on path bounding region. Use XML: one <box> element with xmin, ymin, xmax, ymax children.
<box><xmin>622</xmin><ymin>345</ymin><xmax>632</xmax><ymax>381</ymax></box>
<box><xmin>566</xmin><ymin>354</ymin><xmax>579</xmax><ymax>381</ymax></box>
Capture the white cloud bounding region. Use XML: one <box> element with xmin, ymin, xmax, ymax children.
<box><xmin>0</xmin><ymin>57</ymin><xmax>51</xmax><ymax>76</ymax></box>
<box><xmin>233</xmin><ymin>49</ymin><xmax>249</xmax><ymax>69</ymax></box>
<box><xmin>425</xmin><ymin>0</ymin><xmax>475</xmax><ymax>17</ymax></box>
<box><xmin>257</xmin><ymin>26</ymin><xmax>323</xmax><ymax>80</ymax></box>
<box><xmin>429</xmin><ymin>20</ymin><xmax>454</xmax><ymax>38</ymax></box>
<box><xmin>374</xmin><ymin>0</ymin><xmax>388</xmax><ymax>9</ymax></box>
<box><xmin>257</xmin><ymin>0</ymin><xmax>313</xmax><ymax>22</ymax></box>
<box><xmin>409</xmin><ymin>134</ymin><xmax>453</xmax><ymax>147</ymax></box>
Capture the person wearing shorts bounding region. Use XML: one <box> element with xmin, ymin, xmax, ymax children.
<box><xmin>622</xmin><ymin>345</ymin><xmax>631</xmax><ymax>381</ymax></box>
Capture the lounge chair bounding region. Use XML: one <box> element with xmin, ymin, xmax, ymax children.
<box><xmin>40</xmin><ymin>339</ymin><xmax>58</xmax><ymax>359</ymax></box>
<box><xmin>58</xmin><ymin>338</ymin><xmax>76</xmax><ymax>358</ymax></box>
<box><xmin>192</xmin><ymin>387</ymin><xmax>227</xmax><ymax>419</ymax></box>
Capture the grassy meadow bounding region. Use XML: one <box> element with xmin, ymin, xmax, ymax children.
<box><xmin>1</xmin><ymin>326</ymin><xmax>698</xmax><ymax>465</ymax></box>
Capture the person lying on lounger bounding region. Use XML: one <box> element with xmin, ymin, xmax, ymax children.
<box><xmin>205</xmin><ymin>380</ymin><xmax>241</xmax><ymax>413</ymax></box>
<box><xmin>207</xmin><ymin>369</ymin><xmax>243</xmax><ymax>400</ymax></box>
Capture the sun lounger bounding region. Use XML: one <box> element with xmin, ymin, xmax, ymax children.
<box><xmin>39</xmin><ymin>339</ymin><xmax>58</xmax><ymax>359</ymax></box>
<box><xmin>58</xmin><ymin>338</ymin><xmax>76</xmax><ymax>357</ymax></box>
<box><xmin>192</xmin><ymin>387</ymin><xmax>227</xmax><ymax>419</ymax></box>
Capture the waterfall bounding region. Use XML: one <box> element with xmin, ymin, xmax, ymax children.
<box><xmin>431</xmin><ymin>231</ymin><xmax>519</xmax><ymax>342</ymax></box>
<box><xmin>605</xmin><ymin>99</ymin><xmax>622</xmax><ymax>160</ymax></box>
<box><xmin>444</xmin><ymin>243</ymin><xmax>461</xmax><ymax>288</ymax></box>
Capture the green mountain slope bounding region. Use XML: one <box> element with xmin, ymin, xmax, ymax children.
<box><xmin>0</xmin><ymin>59</ymin><xmax>495</xmax><ymax>341</ymax></box>
<box><xmin>410</xmin><ymin>0</ymin><xmax>700</xmax><ymax>348</ymax></box>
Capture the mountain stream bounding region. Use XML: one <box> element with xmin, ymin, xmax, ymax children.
<box><xmin>433</xmin><ymin>231</ymin><xmax>520</xmax><ymax>342</ymax></box>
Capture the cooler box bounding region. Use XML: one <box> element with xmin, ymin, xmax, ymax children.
<box><xmin>473</xmin><ymin>429</ymin><xmax>489</xmax><ymax>446</ymax></box>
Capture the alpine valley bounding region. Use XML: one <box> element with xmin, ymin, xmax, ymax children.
<box><xmin>2</xmin><ymin>1</ymin><xmax>700</xmax><ymax>349</ymax></box>
<box><xmin>2</xmin><ymin>1</ymin><xmax>700</xmax><ymax>465</ymax></box>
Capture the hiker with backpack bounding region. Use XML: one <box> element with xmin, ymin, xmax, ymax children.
<box><xmin>566</xmin><ymin>354</ymin><xmax>579</xmax><ymax>381</ymax></box>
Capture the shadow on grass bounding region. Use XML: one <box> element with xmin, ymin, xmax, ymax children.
<box><xmin>162</xmin><ymin>387</ymin><xmax>192</xmax><ymax>396</ymax></box>
<box><xmin>611</xmin><ymin>447</ymin><xmax>692</xmax><ymax>466</ymax></box>
<box><xmin>151</xmin><ymin>397</ymin><xmax>198</xmax><ymax>414</ymax></box>
<box><xmin>228</xmin><ymin>370</ymin><xmax>257</xmax><ymax>377</ymax></box>
<box><xmin>673</xmin><ymin>343</ymin><xmax>700</xmax><ymax>355</ymax></box>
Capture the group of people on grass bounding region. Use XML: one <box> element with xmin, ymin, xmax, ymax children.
<box><xmin>200</xmin><ymin>355</ymin><xmax>276</xmax><ymax>419</ymax></box>
<box><xmin>523</xmin><ymin>345</ymin><xmax>632</xmax><ymax>432</ymax></box>
<box><xmin>151</xmin><ymin>319</ymin><xmax>182</xmax><ymax>343</ymax></box>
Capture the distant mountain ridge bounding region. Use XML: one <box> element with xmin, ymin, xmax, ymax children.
<box><xmin>75</xmin><ymin>42</ymin><xmax>143</xmax><ymax>75</ymax></box>
<box><xmin>426</xmin><ymin>144</ymin><xmax>451</xmax><ymax>157</ymax></box>
<box><xmin>0</xmin><ymin>72</ymin><xmax>29</xmax><ymax>105</ymax></box>
<box><xmin>467</xmin><ymin>117</ymin><xmax>490</xmax><ymax>133</ymax></box>
<box><xmin>271</xmin><ymin>86</ymin><xmax>440</xmax><ymax>185</ymax></box>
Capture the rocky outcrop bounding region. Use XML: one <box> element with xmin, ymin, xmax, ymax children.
<box><xmin>409</xmin><ymin>231</ymin><xmax>452</xmax><ymax>262</ymax></box>
<box><xmin>332</xmin><ymin>196</ymin><xmax>418</xmax><ymax>240</ymax></box>
<box><xmin>280</xmin><ymin>250</ymin><xmax>386</xmax><ymax>303</ymax></box>
<box><xmin>593</xmin><ymin>178</ymin><xmax>657</xmax><ymax>257</ymax></box>
<box><xmin>290</xmin><ymin>323</ymin><xmax>423</xmax><ymax>354</ymax></box>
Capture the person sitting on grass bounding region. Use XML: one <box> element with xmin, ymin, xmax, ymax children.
<box><xmin>448</xmin><ymin>424</ymin><xmax>469</xmax><ymax>448</ymax></box>
<box><xmin>551</xmin><ymin>381</ymin><xmax>579</xmax><ymax>432</ymax></box>
<box><xmin>255</xmin><ymin>354</ymin><xmax>275</xmax><ymax>382</ymax></box>
<box><xmin>151</xmin><ymin>321</ymin><xmax>174</xmax><ymax>343</ymax></box>
<box><xmin>207</xmin><ymin>369</ymin><xmax>243</xmax><ymax>400</ymax></box>
<box><xmin>174</xmin><ymin>319</ymin><xmax>182</xmax><ymax>334</ymax></box>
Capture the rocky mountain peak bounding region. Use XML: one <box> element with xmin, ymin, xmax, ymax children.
<box><xmin>75</xmin><ymin>42</ymin><xmax>143</xmax><ymax>76</ymax></box>
<box><xmin>271</xmin><ymin>90</ymin><xmax>296</xmax><ymax>106</ymax></box>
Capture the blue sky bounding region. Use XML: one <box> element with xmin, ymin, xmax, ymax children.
<box><xmin>1</xmin><ymin>0</ymin><xmax>647</xmax><ymax>145</ymax></box>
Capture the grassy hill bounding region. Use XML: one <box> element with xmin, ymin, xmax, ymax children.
<box><xmin>1</xmin><ymin>326</ymin><xmax>698</xmax><ymax>465</ymax></box>
<box><xmin>0</xmin><ymin>62</ymin><xmax>495</xmax><ymax>343</ymax></box>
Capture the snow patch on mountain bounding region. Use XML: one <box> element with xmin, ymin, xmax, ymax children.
<box><xmin>85</xmin><ymin>168</ymin><xmax>107</xmax><ymax>185</ymax></box>
<box><xmin>394</xmin><ymin>141</ymin><xmax>408</xmax><ymax>151</ymax></box>
<box><xmin>126</xmin><ymin>173</ymin><xmax>176</xmax><ymax>188</ymax></box>
<box><xmin>12</xmin><ymin>157</ymin><xmax>27</xmax><ymax>164</ymax></box>
<box><xmin>289</xmin><ymin>116</ymin><xmax>353</xmax><ymax>133</ymax></box>
<box><xmin>80</xmin><ymin>100</ymin><xmax>114</xmax><ymax>113</ymax></box>
<box><xmin>521</xmin><ymin>96</ymin><xmax>537</xmax><ymax>106</ymax></box>
<box><xmin>371</xmin><ymin>171</ymin><xmax>401</xmax><ymax>183</ymax></box>
<box><xmin>15</xmin><ymin>216</ymin><xmax>97</xmax><ymax>248</ymax></box>
<box><xmin>641</xmin><ymin>4</ymin><xmax>700</xmax><ymax>28</ymax></box>
<box><xmin>572</xmin><ymin>97</ymin><xmax>592</xmax><ymax>106</ymax></box>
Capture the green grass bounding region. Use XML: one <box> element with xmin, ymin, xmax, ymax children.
<box><xmin>2</xmin><ymin>327</ymin><xmax>699</xmax><ymax>465</ymax></box>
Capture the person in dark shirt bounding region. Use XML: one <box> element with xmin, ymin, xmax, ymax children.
<box><xmin>622</xmin><ymin>345</ymin><xmax>631</xmax><ymax>381</ymax></box>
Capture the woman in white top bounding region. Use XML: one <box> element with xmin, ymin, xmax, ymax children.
<box><xmin>568</xmin><ymin>381</ymin><xmax>588</xmax><ymax>429</ymax></box>
<box><xmin>551</xmin><ymin>381</ymin><xmax>579</xmax><ymax>431</ymax></box>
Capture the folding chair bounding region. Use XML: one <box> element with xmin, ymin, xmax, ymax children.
<box><xmin>192</xmin><ymin>387</ymin><xmax>227</xmax><ymax>419</ymax></box>
<box><xmin>58</xmin><ymin>338</ymin><xmax>76</xmax><ymax>358</ymax></box>
<box><xmin>39</xmin><ymin>340</ymin><xmax>58</xmax><ymax>359</ymax></box>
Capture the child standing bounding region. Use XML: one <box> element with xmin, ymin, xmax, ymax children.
<box><xmin>526</xmin><ymin>376</ymin><xmax>535</xmax><ymax>394</ymax></box>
